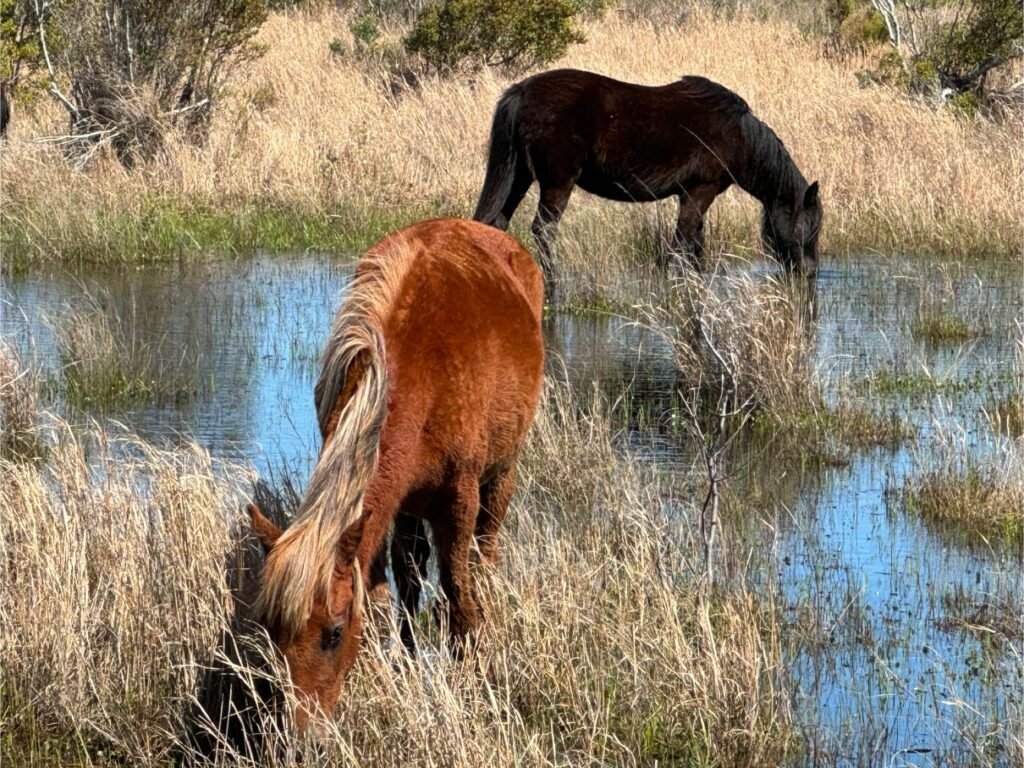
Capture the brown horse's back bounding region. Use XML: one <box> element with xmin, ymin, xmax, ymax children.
<box><xmin>355</xmin><ymin>218</ymin><xmax>543</xmax><ymax>534</ymax></box>
<box><xmin>371</xmin><ymin>219</ymin><xmax>543</xmax><ymax>485</ymax></box>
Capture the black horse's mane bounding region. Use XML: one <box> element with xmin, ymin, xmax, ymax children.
<box><xmin>676</xmin><ymin>75</ymin><xmax>750</xmax><ymax>117</ymax></box>
<box><xmin>672</xmin><ymin>75</ymin><xmax>804</xmax><ymax>204</ymax></box>
<box><xmin>738</xmin><ymin>110</ymin><xmax>807</xmax><ymax>205</ymax></box>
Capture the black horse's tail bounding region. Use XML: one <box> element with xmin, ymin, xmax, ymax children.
<box><xmin>472</xmin><ymin>86</ymin><xmax>522</xmax><ymax>228</ymax></box>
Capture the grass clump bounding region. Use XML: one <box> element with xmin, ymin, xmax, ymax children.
<box><xmin>857</xmin><ymin>369</ymin><xmax>990</xmax><ymax>397</ymax></box>
<box><xmin>901</xmin><ymin>424</ymin><xmax>1024</xmax><ymax>543</ymax></box>
<box><xmin>910</xmin><ymin>314</ymin><xmax>978</xmax><ymax>345</ymax></box>
<box><xmin>904</xmin><ymin>465</ymin><xmax>1023</xmax><ymax>543</ymax></box>
<box><xmin>0</xmin><ymin>420</ymin><xmax>250</xmax><ymax>764</ymax></box>
<box><xmin>645</xmin><ymin>268</ymin><xmax>907</xmax><ymax>466</ymax></box>
<box><xmin>988</xmin><ymin>322</ymin><xmax>1024</xmax><ymax>437</ymax></box>
<box><xmin>52</xmin><ymin>294</ymin><xmax>197</xmax><ymax>408</ymax></box>
<box><xmin>0</xmin><ymin>340</ymin><xmax>46</xmax><ymax>461</ymax></box>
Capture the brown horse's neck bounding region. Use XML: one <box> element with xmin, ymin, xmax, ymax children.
<box><xmin>735</xmin><ymin>112</ymin><xmax>807</xmax><ymax>211</ymax></box>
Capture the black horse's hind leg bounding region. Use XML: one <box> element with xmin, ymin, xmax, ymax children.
<box><xmin>391</xmin><ymin>513</ymin><xmax>431</xmax><ymax>654</ymax></box>
<box><xmin>532</xmin><ymin>184</ymin><xmax>574</xmax><ymax>303</ymax></box>
<box><xmin>671</xmin><ymin>185</ymin><xmax>718</xmax><ymax>272</ymax></box>
<box><xmin>495</xmin><ymin>162</ymin><xmax>534</xmax><ymax>231</ymax></box>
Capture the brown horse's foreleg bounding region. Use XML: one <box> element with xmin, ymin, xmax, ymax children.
<box><xmin>476</xmin><ymin>465</ymin><xmax>517</xmax><ymax>566</ymax></box>
<box><xmin>532</xmin><ymin>185</ymin><xmax>574</xmax><ymax>303</ymax></box>
<box><xmin>672</xmin><ymin>185</ymin><xmax>718</xmax><ymax>272</ymax></box>
<box><xmin>391</xmin><ymin>512</ymin><xmax>431</xmax><ymax>653</ymax></box>
<box><xmin>434</xmin><ymin>473</ymin><xmax>483</xmax><ymax>650</ymax></box>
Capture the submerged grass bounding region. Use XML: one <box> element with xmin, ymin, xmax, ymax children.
<box><xmin>52</xmin><ymin>293</ymin><xmax>198</xmax><ymax>409</ymax></box>
<box><xmin>857</xmin><ymin>368</ymin><xmax>993</xmax><ymax>397</ymax></box>
<box><xmin>1</xmin><ymin>381</ymin><xmax>794</xmax><ymax>766</ymax></box>
<box><xmin>910</xmin><ymin>314</ymin><xmax>979</xmax><ymax>345</ymax></box>
<box><xmin>901</xmin><ymin>419</ymin><xmax>1024</xmax><ymax>543</ymax></box>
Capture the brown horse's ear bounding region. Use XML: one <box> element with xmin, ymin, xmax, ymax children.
<box><xmin>336</xmin><ymin>517</ymin><xmax>365</xmax><ymax>563</ymax></box>
<box><xmin>247</xmin><ymin>503</ymin><xmax>283</xmax><ymax>552</ymax></box>
<box><xmin>803</xmin><ymin>181</ymin><xmax>820</xmax><ymax>209</ymax></box>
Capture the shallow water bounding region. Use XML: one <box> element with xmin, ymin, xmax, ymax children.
<box><xmin>2</xmin><ymin>252</ymin><xmax>1021</xmax><ymax>766</ymax></box>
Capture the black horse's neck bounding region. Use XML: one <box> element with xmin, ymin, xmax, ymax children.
<box><xmin>735</xmin><ymin>112</ymin><xmax>807</xmax><ymax>211</ymax></box>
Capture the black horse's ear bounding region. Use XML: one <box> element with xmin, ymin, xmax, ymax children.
<box><xmin>803</xmin><ymin>181</ymin><xmax>820</xmax><ymax>209</ymax></box>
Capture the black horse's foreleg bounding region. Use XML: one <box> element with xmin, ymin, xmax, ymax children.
<box><xmin>391</xmin><ymin>513</ymin><xmax>431</xmax><ymax>654</ymax></box>
<box><xmin>531</xmin><ymin>185</ymin><xmax>573</xmax><ymax>303</ymax></box>
<box><xmin>672</xmin><ymin>186</ymin><xmax>718</xmax><ymax>273</ymax></box>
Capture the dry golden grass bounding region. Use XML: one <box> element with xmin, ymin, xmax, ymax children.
<box><xmin>0</xmin><ymin>9</ymin><xmax>1020</xmax><ymax>264</ymax></box>
<box><xmin>0</xmin><ymin>382</ymin><xmax>793</xmax><ymax>766</ymax></box>
<box><xmin>0</xmin><ymin>419</ymin><xmax>251</xmax><ymax>764</ymax></box>
<box><xmin>642</xmin><ymin>268</ymin><xmax>909</xmax><ymax>465</ymax></box>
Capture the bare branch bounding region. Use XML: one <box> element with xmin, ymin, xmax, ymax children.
<box><xmin>32</xmin><ymin>0</ymin><xmax>79</xmax><ymax>117</ymax></box>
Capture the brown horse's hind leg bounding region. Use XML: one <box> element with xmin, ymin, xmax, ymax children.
<box><xmin>532</xmin><ymin>184</ymin><xmax>574</xmax><ymax>302</ymax></box>
<box><xmin>476</xmin><ymin>465</ymin><xmax>516</xmax><ymax>566</ymax></box>
<box><xmin>391</xmin><ymin>513</ymin><xmax>431</xmax><ymax>653</ymax></box>
<box><xmin>433</xmin><ymin>473</ymin><xmax>483</xmax><ymax>649</ymax></box>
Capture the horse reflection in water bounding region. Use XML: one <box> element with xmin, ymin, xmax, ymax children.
<box><xmin>472</xmin><ymin>69</ymin><xmax>823</xmax><ymax>300</ymax></box>
<box><xmin>243</xmin><ymin>218</ymin><xmax>545</xmax><ymax>734</ymax></box>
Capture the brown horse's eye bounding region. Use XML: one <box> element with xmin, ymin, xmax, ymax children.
<box><xmin>322</xmin><ymin>624</ymin><xmax>343</xmax><ymax>651</ymax></box>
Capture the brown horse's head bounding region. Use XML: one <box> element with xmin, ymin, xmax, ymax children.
<box><xmin>762</xmin><ymin>181</ymin><xmax>823</xmax><ymax>277</ymax></box>
<box><xmin>247</xmin><ymin>503</ymin><xmax>364</xmax><ymax>733</ymax></box>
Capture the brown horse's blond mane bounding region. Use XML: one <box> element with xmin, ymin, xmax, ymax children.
<box><xmin>255</xmin><ymin>234</ymin><xmax>420</xmax><ymax>638</ymax></box>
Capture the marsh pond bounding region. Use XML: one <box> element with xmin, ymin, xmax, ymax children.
<box><xmin>3</xmin><ymin>249</ymin><xmax>1021</xmax><ymax>767</ymax></box>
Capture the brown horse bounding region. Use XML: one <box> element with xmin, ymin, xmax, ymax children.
<box><xmin>247</xmin><ymin>218</ymin><xmax>545</xmax><ymax>731</ymax></box>
<box><xmin>472</xmin><ymin>69</ymin><xmax>823</xmax><ymax>297</ymax></box>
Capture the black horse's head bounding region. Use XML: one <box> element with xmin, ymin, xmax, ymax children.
<box><xmin>762</xmin><ymin>181</ymin><xmax>822</xmax><ymax>277</ymax></box>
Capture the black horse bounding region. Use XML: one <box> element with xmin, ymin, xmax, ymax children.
<box><xmin>0</xmin><ymin>82</ymin><xmax>11</xmax><ymax>138</ymax></box>
<box><xmin>472</xmin><ymin>69</ymin><xmax>823</xmax><ymax>295</ymax></box>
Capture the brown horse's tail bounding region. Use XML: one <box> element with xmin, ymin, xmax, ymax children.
<box><xmin>472</xmin><ymin>86</ymin><xmax>522</xmax><ymax>229</ymax></box>
<box><xmin>256</xmin><ymin>275</ymin><xmax>391</xmax><ymax>637</ymax></box>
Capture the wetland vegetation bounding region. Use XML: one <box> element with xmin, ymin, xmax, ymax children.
<box><xmin>1</xmin><ymin>1</ymin><xmax>1022</xmax><ymax>767</ymax></box>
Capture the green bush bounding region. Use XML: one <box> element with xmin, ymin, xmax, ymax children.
<box><xmin>4</xmin><ymin>0</ymin><xmax>267</xmax><ymax>165</ymax></box>
<box><xmin>837</xmin><ymin>5</ymin><xmax>887</xmax><ymax>50</ymax></box>
<box><xmin>404</xmin><ymin>0</ymin><xmax>602</xmax><ymax>75</ymax></box>
<box><xmin>350</xmin><ymin>13</ymin><xmax>380</xmax><ymax>48</ymax></box>
<box><xmin>925</xmin><ymin>0</ymin><xmax>1023</xmax><ymax>92</ymax></box>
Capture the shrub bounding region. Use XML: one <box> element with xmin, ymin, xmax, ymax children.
<box><xmin>836</xmin><ymin>5</ymin><xmax>888</xmax><ymax>51</ymax></box>
<box><xmin>403</xmin><ymin>0</ymin><xmax>600</xmax><ymax>75</ymax></box>
<box><xmin>13</xmin><ymin>0</ymin><xmax>268</xmax><ymax>165</ymax></box>
<box><xmin>865</xmin><ymin>0</ymin><xmax>1022</xmax><ymax>103</ymax></box>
